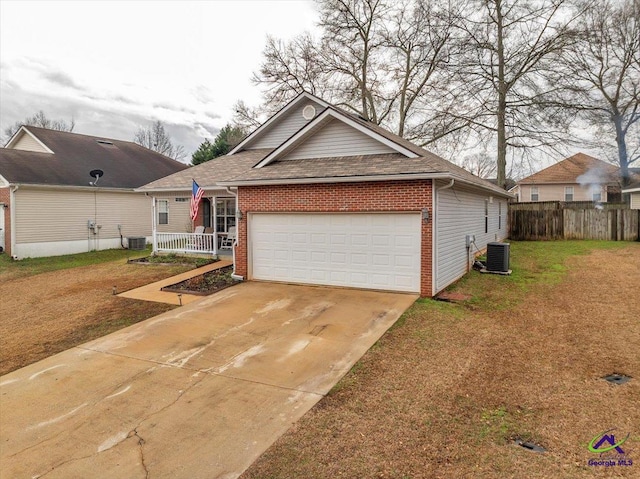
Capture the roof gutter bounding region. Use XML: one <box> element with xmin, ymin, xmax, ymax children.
<box><xmin>436</xmin><ymin>179</ymin><xmax>455</xmax><ymax>191</ymax></box>
<box><xmin>9</xmin><ymin>183</ymin><xmax>139</xmax><ymax>193</ymax></box>
<box><xmin>217</xmin><ymin>173</ymin><xmax>513</xmax><ymax>198</ymax></box>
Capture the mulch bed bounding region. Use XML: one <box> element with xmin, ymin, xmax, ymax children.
<box><xmin>161</xmin><ymin>265</ymin><xmax>238</xmax><ymax>296</ymax></box>
<box><xmin>128</xmin><ymin>255</ymin><xmax>218</xmax><ymax>268</ymax></box>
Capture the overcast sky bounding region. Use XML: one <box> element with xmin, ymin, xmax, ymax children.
<box><xmin>0</xmin><ymin>0</ymin><xmax>318</xmax><ymax>161</ymax></box>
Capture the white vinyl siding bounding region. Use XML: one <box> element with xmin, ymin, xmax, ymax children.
<box><xmin>249</xmin><ymin>100</ymin><xmax>324</xmax><ymax>149</ymax></box>
<box><xmin>155</xmin><ymin>193</ymin><xmax>192</xmax><ymax>233</ymax></box>
<box><xmin>14</xmin><ymin>188</ymin><xmax>151</xmax><ymax>244</ymax></box>
<box><xmin>282</xmin><ymin>119</ymin><xmax>396</xmax><ymax>160</ymax></box>
<box><xmin>521</xmin><ymin>184</ymin><xmax>607</xmax><ymax>202</ymax></box>
<box><xmin>630</xmin><ymin>192</ymin><xmax>640</xmax><ymax>209</ymax></box>
<box><xmin>434</xmin><ymin>182</ymin><xmax>508</xmax><ymax>293</ymax></box>
<box><xmin>11</xmin><ymin>133</ymin><xmax>50</xmax><ymax>153</ymax></box>
<box><xmin>249</xmin><ymin>213</ymin><xmax>421</xmax><ymax>293</ymax></box>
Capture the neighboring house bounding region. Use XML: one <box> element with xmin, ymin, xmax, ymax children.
<box><xmin>622</xmin><ymin>182</ymin><xmax>640</xmax><ymax>209</ymax></box>
<box><xmin>140</xmin><ymin>93</ymin><xmax>511</xmax><ymax>297</ymax></box>
<box><xmin>0</xmin><ymin>126</ymin><xmax>188</xmax><ymax>258</ymax></box>
<box><xmin>511</xmin><ymin>153</ymin><xmax>625</xmax><ymax>203</ymax></box>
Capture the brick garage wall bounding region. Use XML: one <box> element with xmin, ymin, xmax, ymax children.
<box><xmin>235</xmin><ymin>180</ymin><xmax>433</xmax><ymax>296</ymax></box>
<box><xmin>0</xmin><ymin>187</ymin><xmax>10</xmax><ymax>256</ymax></box>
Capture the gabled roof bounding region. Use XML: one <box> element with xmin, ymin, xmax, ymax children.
<box><xmin>0</xmin><ymin>126</ymin><xmax>188</xmax><ymax>188</ymax></box>
<box><xmin>228</xmin><ymin>92</ymin><xmax>330</xmax><ymax>155</ymax></box>
<box><xmin>140</xmin><ymin>93</ymin><xmax>512</xmax><ymax>198</ymax></box>
<box><xmin>518</xmin><ymin>153</ymin><xmax>620</xmax><ymax>185</ymax></box>
<box><xmin>254</xmin><ymin>107</ymin><xmax>419</xmax><ymax>168</ymax></box>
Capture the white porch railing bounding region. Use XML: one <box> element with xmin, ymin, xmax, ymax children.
<box><xmin>154</xmin><ymin>232</ymin><xmax>218</xmax><ymax>255</ymax></box>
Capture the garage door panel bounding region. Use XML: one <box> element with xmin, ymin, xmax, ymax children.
<box><xmin>250</xmin><ymin>213</ymin><xmax>420</xmax><ymax>293</ymax></box>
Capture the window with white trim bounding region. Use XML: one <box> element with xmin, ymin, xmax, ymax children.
<box><xmin>565</xmin><ymin>186</ymin><xmax>574</xmax><ymax>201</ymax></box>
<box><xmin>216</xmin><ymin>198</ymin><xmax>236</xmax><ymax>233</ymax></box>
<box><xmin>158</xmin><ymin>200</ymin><xmax>169</xmax><ymax>225</ymax></box>
<box><xmin>592</xmin><ymin>191</ymin><xmax>602</xmax><ymax>202</ymax></box>
<box><xmin>484</xmin><ymin>199</ymin><xmax>489</xmax><ymax>233</ymax></box>
<box><xmin>530</xmin><ymin>187</ymin><xmax>539</xmax><ymax>202</ymax></box>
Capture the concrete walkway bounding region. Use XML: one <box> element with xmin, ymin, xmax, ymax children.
<box><xmin>0</xmin><ymin>282</ymin><xmax>417</xmax><ymax>479</ymax></box>
<box><xmin>118</xmin><ymin>260</ymin><xmax>233</xmax><ymax>305</ymax></box>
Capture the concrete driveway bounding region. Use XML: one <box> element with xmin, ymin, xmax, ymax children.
<box><xmin>0</xmin><ymin>282</ymin><xmax>417</xmax><ymax>479</ymax></box>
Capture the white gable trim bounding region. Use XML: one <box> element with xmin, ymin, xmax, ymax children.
<box><xmin>0</xmin><ymin>174</ymin><xmax>9</xmax><ymax>187</ymax></box>
<box><xmin>5</xmin><ymin>126</ymin><xmax>55</xmax><ymax>154</ymax></box>
<box><xmin>228</xmin><ymin>92</ymin><xmax>330</xmax><ymax>155</ymax></box>
<box><xmin>254</xmin><ymin>108</ymin><xmax>419</xmax><ymax>168</ymax></box>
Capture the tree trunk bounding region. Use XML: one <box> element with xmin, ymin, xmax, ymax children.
<box><xmin>614</xmin><ymin>114</ymin><xmax>630</xmax><ymax>186</ymax></box>
<box><xmin>496</xmin><ymin>0</ymin><xmax>507</xmax><ymax>189</ymax></box>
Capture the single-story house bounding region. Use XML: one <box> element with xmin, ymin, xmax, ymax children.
<box><xmin>622</xmin><ymin>182</ymin><xmax>640</xmax><ymax>209</ymax></box>
<box><xmin>0</xmin><ymin>126</ymin><xmax>188</xmax><ymax>258</ymax></box>
<box><xmin>140</xmin><ymin>93</ymin><xmax>511</xmax><ymax>297</ymax></box>
<box><xmin>511</xmin><ymin>153</ymin><xmax>627</xmax><ymax>203</ymax></box>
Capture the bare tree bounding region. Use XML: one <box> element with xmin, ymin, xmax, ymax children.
<box><xmin>133</xmin><ymin>120</ymin><xmax>185</xmax><ymax>161</ymax></box>
<box><xmin>250</xmin><ymin>0</ymin><xmax>465</xmax><ymax>148</ymax></box>
<box><xmin>461</xmin><ymin>151</ymin><xmax>498</xmax><ymax>178</ymax></box>
<box><xmin>454</xmin><ymin>0</ymin><xmax>577</xmax><ymax>188</ymax></box>
<box><xmin>558</xmin><ymin>0</ymin><xmax>640</xmax><ymax>185</ymax></box>
<box><xmin>3</xmin><ymin>110</ymin><xmax>75</xmax><ymax>143</ymax></box>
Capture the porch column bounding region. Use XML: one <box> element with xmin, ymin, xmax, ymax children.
<box><xmin>151</xmin><ymin>195</ymin><xmax>157</xmax><ymax>254</ymax></box>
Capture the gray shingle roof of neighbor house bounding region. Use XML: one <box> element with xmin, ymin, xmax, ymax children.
<box><xmin>0</xmin><ymin>126</ymin><xmax>188</xmax><ymax>188</ymax></box>
<box><xmin>139</xmin><ymin>93</ymin><xmax>512</xmax><ymax>198</ymax></box>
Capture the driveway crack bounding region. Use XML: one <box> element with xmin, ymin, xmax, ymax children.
<box><xmin>130</xmin><ymin>428</ymin><xmax>149</xmax><ymax>479</ymax></box>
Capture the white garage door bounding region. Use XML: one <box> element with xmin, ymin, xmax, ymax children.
<box><xmin>249</xmin><ymin>213</ymin><xmax>421</xmax><ymax>293</ymax></box>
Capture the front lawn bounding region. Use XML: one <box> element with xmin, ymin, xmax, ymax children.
<box><xmin>242</xmin><ymin>240</ymin><xmax>640</xmax><ymax>479</ymax></box>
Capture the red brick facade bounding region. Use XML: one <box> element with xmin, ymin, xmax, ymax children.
<box><xmin>234</xmin><ymin>180</ymin><xmax>434</xmax><ymax>296</ymax></box>
<box><xmin>0</xmin><ymin>187</ymin><xmax>10</xmax><ymax>256</ymax></box>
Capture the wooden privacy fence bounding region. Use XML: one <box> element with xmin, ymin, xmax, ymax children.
<box><xmin>509</xmin><ymin>202</ymin><xmax>640</xmax><ymax>241</ymax></box>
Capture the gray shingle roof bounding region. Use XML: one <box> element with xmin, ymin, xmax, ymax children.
<box><xmin>0</xmin><ymin>126</ymin><xmax>188</xmax><ymax>188</ymax></box>
<box><xmin>138</xmin><ymin>94</ymin><xmax>512</xmax><ymax>197</ymax></box>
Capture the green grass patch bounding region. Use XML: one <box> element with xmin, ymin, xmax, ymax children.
<box><xmin>0</xmin><ymin>247</ymin><xmax>150</xmax><ymax>279</ymax></box>
<box><xmin>448</xmin><ymin>240</ymin><xmax>628</xmax><ymax>312</ymax></box>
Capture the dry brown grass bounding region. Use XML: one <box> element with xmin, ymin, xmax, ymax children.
<box><xmin>0</xmin><ymin>260</ymin><xmax>191</xmax><ymax>375</ymax></box>
<box><xmin>242</xmin><ymin>242</ymin><xmax>640</xmax><ymax>479</ymax></box>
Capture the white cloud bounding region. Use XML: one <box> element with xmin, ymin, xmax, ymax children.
<box><xmin>0</xmin><ymin>0</ymin><xmax>318</xmax><ymax>159</ymax></box>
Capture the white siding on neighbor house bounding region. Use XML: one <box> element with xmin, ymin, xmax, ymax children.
<box><xmin>434</xmin><ymin>181</ymin><xmax>508</xmax><ymax>293</ymax></box>
<box><xmin>520</xmin><ymin>183</ymin><xmax>607</xmax><ymax>202</ymax></box>
<box><xmin>249</xmin><ymin>100</ymin><xmax>324</xmax><ymax>149</ymax></box>
<box><xmin>14</xmin><ymin>188</ymin><xmax>151</xmax><ymax>244</ymax></box>
<box><xmin>282</xmin><ymin>119</ymin><xmax>396</xmax><ymax>160</ymax></box>
<box><xmin>11</xmin><ymin>132</ymin><xmax>50</xmax><ymax>153</ymax></box>
<box><xmin>630</xmin><ymin>192</ymin><xmax>640</xmax><ymax>209</ymax></box>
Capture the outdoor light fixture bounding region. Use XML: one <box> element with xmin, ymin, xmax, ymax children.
<box><xmin>236</xmin><ymin>209</ymin><xmax>243</xmax><ymax>220</ymax></box>
<box><xmin>422</xmin><ymin>208</ymin><xmax>430</xmax><ymax>222</ymax></box>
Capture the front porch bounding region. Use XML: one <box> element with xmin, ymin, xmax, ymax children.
<box><xmin>151</xmin><ymin>192</ymin><xmax>237</xmax><ymax>258</ymax></box>
<box><xmin>153</xmin><ymin>231</ymin><xmax>233</xmax><ymax>258</ymax></box>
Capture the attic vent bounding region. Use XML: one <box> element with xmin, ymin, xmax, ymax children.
<box><xmin>302</xmin><ymin>104</ymin><xmax>317</xmax><ymax>120</ymax></box>
<box><xmin>96</xmin><ymin>140</ymin><xmax>114</xmax><ymax>145</ymax></box>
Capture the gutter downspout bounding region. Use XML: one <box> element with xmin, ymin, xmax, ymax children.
<box><xmin>10</xmin><ymin>185</ymin><xmax>18</xmax><ymax>259</ymax></box>
<box><xmin>224</xmin><ymin>187</ymin><xmax>243</xmax><ymax>281</ymax></box>
<box><xmin>433</xmin><ymin>179</ymin><xmax>455</xmax><ymax>293</ymax></box>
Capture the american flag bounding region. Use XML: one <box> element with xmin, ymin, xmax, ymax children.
<box><xmin>190</xmin><ymin>179</ymin><xmax>205</xmax><ymax>221</ymax></box>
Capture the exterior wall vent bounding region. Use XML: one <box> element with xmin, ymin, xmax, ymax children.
<box><xmin>302</xmin><ymin>104</ymin><xmax>317</xmax><ymax>120</ymax></box>
<box><xmin>486</xmin><ymin>242</ymin><xmax>510</xmax><ymax>272</ymax></box>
